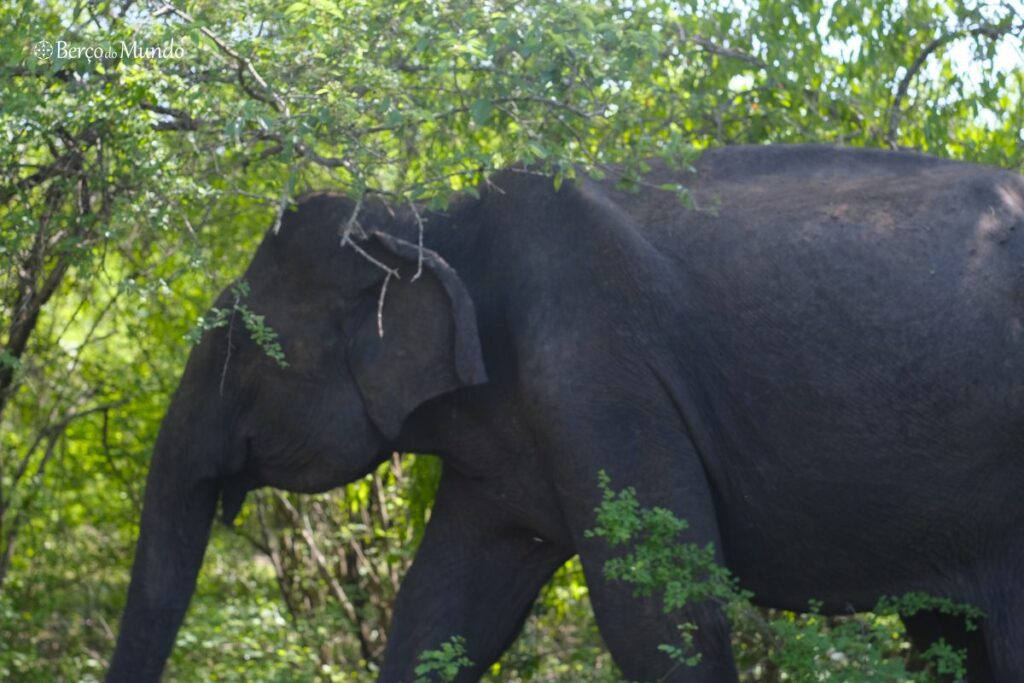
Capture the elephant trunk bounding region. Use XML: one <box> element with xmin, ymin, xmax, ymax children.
<box><xmin>106</xmin><ymin>417</ymin><xmax>223</xmax><ymax>682</ymax></box>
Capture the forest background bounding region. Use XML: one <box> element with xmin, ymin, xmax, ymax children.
<box><xmin>1</xmin><ymin>0</ymin><xmax>1023</xmax><ymax>680</ymax></box>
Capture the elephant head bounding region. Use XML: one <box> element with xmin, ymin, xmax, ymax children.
<box><xmin>106</xmin><ymin>194</ymin><xmax>487</xmax><ymax>682</ymax></box>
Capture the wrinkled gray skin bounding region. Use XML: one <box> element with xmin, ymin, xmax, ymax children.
<box><xmin>107</xmin><ymin>145</ymin><xmax>1024</xmax><ymax>682</ymax></box>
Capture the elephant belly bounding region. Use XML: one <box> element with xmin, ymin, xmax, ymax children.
<box><xmin>710</xmin><ymin>436</ymin><xmax>1024</xmax><ymax>612</ymax></box>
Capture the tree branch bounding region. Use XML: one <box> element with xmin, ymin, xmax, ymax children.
<box><xmin>680</xmin><ymin>30</ymin><xmax>769</xmax><ymax>70</ymax></box>
<box><xmin>271</xmin><ymin>492</ymin><xmax>375</xmax><ymax>662</ymax></box>
<box><xmin>152</xmin><ymin>4</ymin><xmax>289</xmax><ymax>115</ymax></box>
<box><xmin>0</xmin><ymin>398</ymin><xmax>125</xmax><ymax>587</ymax></box>
<box><xmin>141</xmin><ymin>102</ymin><xmax>206</xmax><ymax>131</ymax></box>
<box><xmin>0</xmin><ymin>151</ymin><xmax>82</xmax><ymax>206</ymax></box>
<box><xmin>0</xmin><ymin>186</ymin><xmax>72</xmax><ymax>421</ymax></box>
<box><xmin>886</xmin><ymin>22</ymin><xmax>1023</xmax><ymax>148</ymax></box>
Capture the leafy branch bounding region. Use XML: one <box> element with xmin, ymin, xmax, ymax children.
<box><xmin>186</xmin><ymin>280</ymin><xmax>289</xmax><ymax>374</ymax></box>
<box><xmin>886</xmin><ymin>19</ymin><xmax>1024</xmax><ymax>147</ymax></box>
<box><xmin>414</xmin><ymin>635</ymin><xmax>473</xmax><ymax>683</ymax></box>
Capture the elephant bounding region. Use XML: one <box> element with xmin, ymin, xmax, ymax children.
<box><xmin>107</xmin><ymin>144</ymin><xmax>1024</xmax><ymax>682</ymax></box>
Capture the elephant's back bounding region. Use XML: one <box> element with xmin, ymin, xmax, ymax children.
<box><xmin>640</xmin><ymin>145</ymin><xmax>1024</xmax><ymax>261</ymax></box>
<box><xmin>647</xmin><ymin>145</ymin><xmax>1024</xmax><ymax>441</ymax></box>
<box><xmin>631</xmin><ymin>145</ymin><xmax>1024</xmax><ymax>335</ymax></box>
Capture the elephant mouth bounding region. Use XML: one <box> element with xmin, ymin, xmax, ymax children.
<box><xmin>219</xmin><ymin>474</ymin><xmax>253</xmax><ymax>525</ymax></box>
<box><xmin>238</xmin><ymin>432</ymin><xmax>382</xmax><ymax>497</ymax></box>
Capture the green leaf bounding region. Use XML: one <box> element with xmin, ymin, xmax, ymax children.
<box><xmin>469</xmin><ymin>98</ymin><xmax>493</xmax><ymax>126</ymax></box>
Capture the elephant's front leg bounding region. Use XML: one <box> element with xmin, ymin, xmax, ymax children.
<box><xmin>536</xmin><ymin>371</ymin><xmax>740</xmax><ymax>682</ymax></box>
<box><xmin>570</xmin><ymin>476</ymin><xmax>739</xmax><ymax>683</ymax></box>
<box><xmin>577</xmin><ymin>535</ymin><xmax>738</xmax><ymax>683</ymax></box>
<box><xmin>378</xmin><ymin>470</ymin><xmax>570</xmax><ymax>683</ymax></box>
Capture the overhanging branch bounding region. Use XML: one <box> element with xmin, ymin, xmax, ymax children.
<box><xmin>152</xmin><ymin>3</ymin><xmax>289</xmax><ymax>115</ymax></box>
<box><xmin>886</xmin><ymin>22</ymin><xmax>1023</xmax><ymax>148</ymax></box>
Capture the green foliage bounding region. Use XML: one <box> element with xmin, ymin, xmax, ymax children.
<box><xmin>750</xmin><ymin>607</ymin><xmax>923</xmax><ymax>682</ymax></box>
<box><xmin>590</xmin><ymin>474</ymin><xmax>987</xmax><ymax>682</ymax></box>
<box><xmin>657</xmin><ymin>624</ymin><xmax>704</xmax><ymax>668</ymax></box>
<box><xmin>921</xmin><ymin>639</ymin><xmax>969</xmax><ymax>681</ymax></box>
<box><xmin>187</xmin><ymin>280</ymin><xmax>289</xmax><ymax>368</ymax></box>
<box><xmin>238</xmin><ymin>305</ymin><xmax>289</xmax><ymax>369</ymax></box>
<box><xmin>414</xmin><ymin>636</ymin><xmax>473</xmax><ymax>683</ymax></box>
<box><xmin>587</xmin><ymin>471</ymin><xmax>747</xmax><ymax>613</ymax></box>
<box><xmin>876</xmin><ymin>592</ymin><xmax>986</xmax><ymax>632</ymax></box>
<box><xmin>185</xmin><ymin>301</ymin><xmax>233</xmax><ymax>345</ymax></box>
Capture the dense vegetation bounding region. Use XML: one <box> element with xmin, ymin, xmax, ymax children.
<box><xmin>1</xmin><ymin>0</ymin><xmax>1022</xmax><ymax>680</ymax></box>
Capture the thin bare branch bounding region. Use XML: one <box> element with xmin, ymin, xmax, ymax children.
<box><xmin>7</xmin><ymin>399</ymin><xmax>127</xmax><ymax>497</ymax></box>
<box><xmin>341</xmin><ymin>235</ymin><xmax>400</xmax><ymax>281</ymax></box>
<box><xmin>353</xmin><ymin>95</ymin><xmax>598</xmax><ymax>137</ymax></box>
<box><xmin>270</xmin><ymin>161</ymin><xmax>303</xmax><ymax>234</ymax></box>
<box><xmin>141</xmin><ymin>102</ymin><xmax>206</xmax><ymax>131</ymax></box>
<box><xmin>99</xmin><ymin>407</ymin><xmax>141</xmax><ymax>512</ymax></box>
<box><xmin>271</xmin><ymin>492</ymin><xmax>372</xmax><ymax>659</ymax></box>
<box><xmin>678</xmin><ymin>29</ymin><xmax>769</xmax><ymax>70</ymax></box>
<box><xmin>407</xmin><ymin>201</ymin><xmax>426</xmax><ymax>282</ymax></box>
<box><xmin>376</xmin><ymin>269</ymin><xmax>395</xmax><ymax>338</ymax></box>
<box><xmin>152</xmin><ymin>4</ymin><xmax>289</xmax><ymax>115</ymax></box>
<box><xmin>339</xmin><ymin>192</ymin><xmax>365</xmax><ymax>239</ymax></box>
<box><xmin>219</xmin><ymin>305</ymin><xmax>236</xmax><ymax>397</ymax></box>
<box><xmin>0</xmin><ymin>151</ymin><xmax>82</xmax><ymax>206</ymax></box>
<box><xmin>339</xmin><ymin>218</ymin><xmax>402</xmax><ymax>339</ymax></box>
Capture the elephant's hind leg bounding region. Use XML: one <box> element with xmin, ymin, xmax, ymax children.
<box><xmin>981</xmin><ymin>590</ymin><xmax>1024</xmax><ymax>683</ymax></box>
<box><xmin>902</xmin><ymin>611</ymin><xmax>992</xmax><ymax>683</ymax></box>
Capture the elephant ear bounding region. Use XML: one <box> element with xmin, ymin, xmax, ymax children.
<box><xmin>348</xmin><ymin>232</ymin><xmax>487</xmax><ymax>440</ymax></box>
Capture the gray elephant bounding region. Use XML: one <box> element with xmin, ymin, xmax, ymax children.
<box><xmin>107</xmin><ymin>144</ymin><xmax>1024</xmax><ymax>682</ymax></box>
